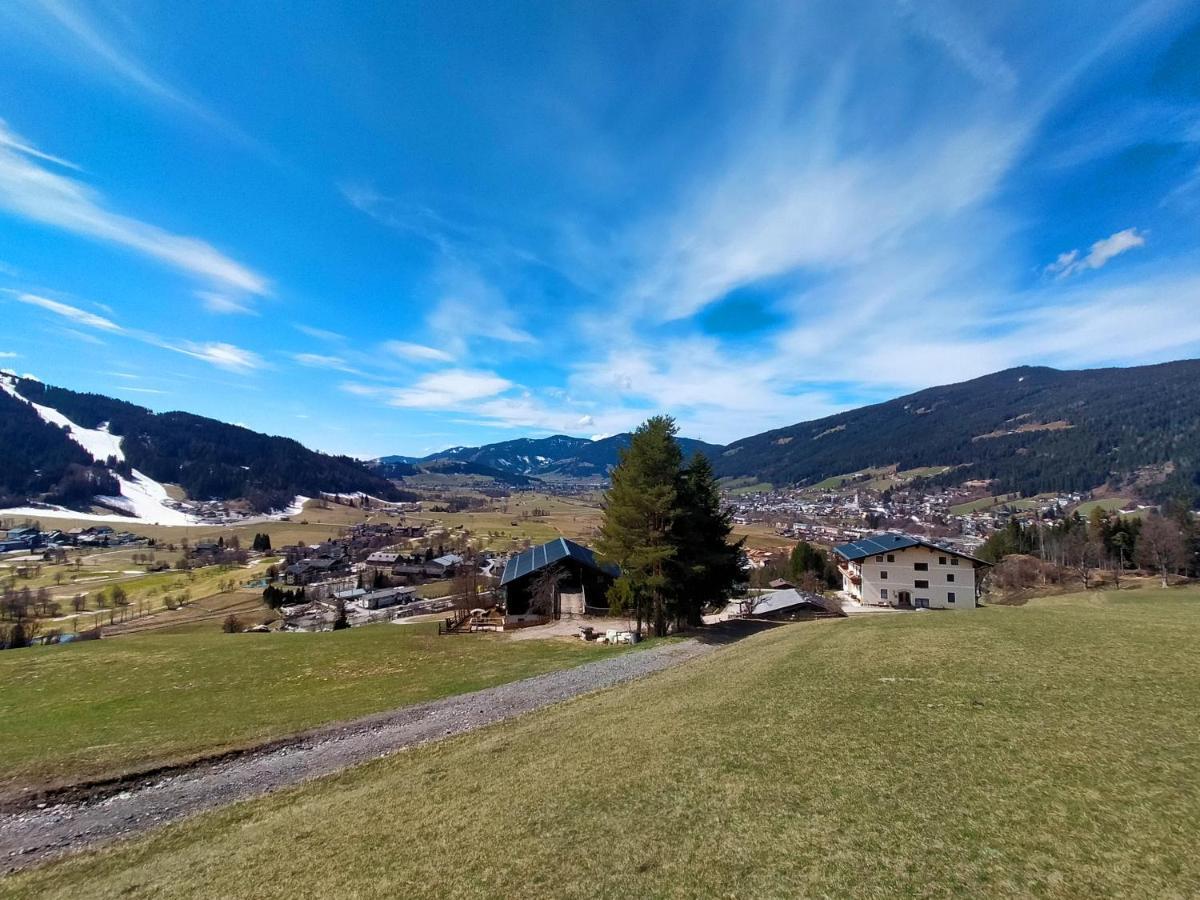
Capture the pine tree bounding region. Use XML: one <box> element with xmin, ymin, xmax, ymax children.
<box><xmin>671</xmin><ymin>453</ymin><xmax>743</xmax><ymax>627</ymax></box>
<box><xmin>596</xmin><ymin>416</ymin><xmax>682</xmax><ymax>637</ymax></box>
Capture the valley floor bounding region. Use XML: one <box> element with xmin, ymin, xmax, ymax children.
<box><xmin>3</xmin><ymin>586</ymin><xmax>1198</xmax><ymax>898</ymax></box>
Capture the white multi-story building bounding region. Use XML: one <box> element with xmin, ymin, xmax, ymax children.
<box><xmin>833</xmin><ymin>533</ymin><xmax>989</xmax><ymax>609</ymax></box>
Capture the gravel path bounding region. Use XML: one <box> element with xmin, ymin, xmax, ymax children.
<box><xmin>0</xmin><ymin>636</ymin><xmax>721</xmax><ymax>872</ymax></box>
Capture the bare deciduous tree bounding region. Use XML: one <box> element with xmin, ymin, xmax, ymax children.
<box><xmin>1064</xmin><ymin>532</ymin><xmax>1104</xmax><ymax>589</ymax></box>
<box><xmin>1136</xmin><ymin>516</ymin><xmax>1189</xmax><ymax>588</ymax></box>
<box><xmin>528</xmin><ymin>565</ymin><xmax>566</xmax><ymax>617</ymax></box>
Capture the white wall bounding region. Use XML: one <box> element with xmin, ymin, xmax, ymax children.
<box><xmin>855</xmin><ymin>545</ymin><xmax>977</xmax><ymax>609</ymax></box>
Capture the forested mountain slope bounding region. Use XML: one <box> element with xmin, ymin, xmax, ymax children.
<box><xmin>716</xmin><ymin>360</ymin><xmax>1200</xmax><ymax>502</ymax></box>
<box><xmin>0</xmin><ymin>376</ymin><xmax>403</xmax><ymax>513</ymax></box>
<box><xmin>384</xmin><ymin>433</ymin><xmax>723</xmax><ymax>479</ymax></box>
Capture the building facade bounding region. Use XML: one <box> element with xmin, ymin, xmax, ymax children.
<box><xmin>833</xmin><ymin>533</ymin><xmax>987</xmax><ymax>609</ymax></box>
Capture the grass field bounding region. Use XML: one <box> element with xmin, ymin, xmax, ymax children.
<box><xmin>0</xmin><ymin>623</ymin><xmax>631</xmax><ymax>797</ymax></box>
<box><xmin>1073</xmin><ymin>497</ymin><xmax>1139</xmax><ymax>518</ymax></box>
<box><xmin>10</xmin><ymin>586</ymin><xmax>1199</xmax><ymax>898</ymax></box>
<box><xmin>409</xmin><ymin>492</ymin><xmax>606</xmax><ymax>550</ymax></box>
<box><xmin>948</xmin><ymin>492</ymin><xmax>1057</xmax><ymax>515</ymax></box>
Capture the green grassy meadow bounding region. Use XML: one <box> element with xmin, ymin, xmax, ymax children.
<box><xmin>1073</xmin><ymin>497</ymin><xmax>1139</xmax><ymax>518</ymax></box>
<box><xmin>0</xmin><ymin>623</ymin><xmax>626</xmax><ymax>796</ymax></box>
<box><xmin>9</xmin><ymin>586</ymin><xmax>1199</xmax><ymax>898</ymax></box>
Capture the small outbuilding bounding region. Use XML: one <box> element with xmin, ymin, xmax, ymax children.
<box><xmin>500</xmin><ymin>538</ymin><xmax>617</xmax><ymax>619</ymax></box>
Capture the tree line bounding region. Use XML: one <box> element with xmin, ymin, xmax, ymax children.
<box><xmin>979</xmin><ymin>505</ymin><xmax>1196</xmax><ymax>590</ymax></box>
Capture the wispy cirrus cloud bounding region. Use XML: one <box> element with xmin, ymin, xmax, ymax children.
<box><xmin>294</xmin><ymin>324</ymin><xmax>347</xmax><ymax>343</ymax></box>
<box><xmin>196</xmin><ymin>290</ymin><xmax>259</xmax><ymax>316</ymax></box>
<box><xmin>13</xmin><ymin>291</ymin><xmax>122</xmax><ymax>331</ymax></box>
<box><xmin>292</xmin><ymin>352</ymin><xmax>363</xmax><ymax>375</ymax></box>
<box><xmin>7</xmin><ymin>287</ymin><xmax>266</xmax><ymax>375</ymax></box>
<box><xmin>382</xmin><ymin>341</ymin><xmax>454</xmax><ymax>363</ymax></box>
<box><xmin>345</xmin><ymin>369</ymin><xmax>513</xmax><ymax>409</ymax></box>
<box><xmin>7</xmin><ymin>0</ymin><xmax>267</xmax><ymax>152</ymax></box>
<box><xmin>172</xmin><ymin>341</ymin><xmax>264</xmax><ymax>373</ymax></box>
<box><xmin>0</xmin><ymin>120</ymin><xmax>269</xmax><ymax>297</ymax></box>
<box><xmin>1045</xmin><ymin>227</ymin><xmax>1147</xmax><ymax>278</ymax></box>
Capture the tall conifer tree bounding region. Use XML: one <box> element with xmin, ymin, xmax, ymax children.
<box><xmin>596</xmin><ymin>416</ymin><xmax>682</xmax><ymax>636</ymax></box>
<box><xmin>671</xmin><ymin>453</ymin><xmax>743</xmax><ymax>627</ymax></box>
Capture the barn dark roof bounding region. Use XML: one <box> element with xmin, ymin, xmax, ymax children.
<box><xmin>833</xmin><ymin>533</ymin><xmax>989</xmax><ymax>565</ymax></box>
<box><xmin>500</xmin><ymin>538</ymin><xmax>617</xmax><ymax>586</ymax></box>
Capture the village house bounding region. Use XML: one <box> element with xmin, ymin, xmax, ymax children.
<box><xmin>284</xmin><ymin>555</ymin><xmax>348</xmax><ymax>585</ymax></box>
<box><xmin>833</xmin><ymin>533</ymin><xmax>989</xmax><ymax>610</ymax></box>
<box><xmin>424</xmin><ymin>553</ymin><xmax>463</xmax><ymax>577</ymax></box>
<box><xmin>358</xmin><ymin>585</ymin><xmax>417</xmax><ymax>609</ymax></box>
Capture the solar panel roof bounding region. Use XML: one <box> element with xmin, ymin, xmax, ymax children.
<box><xmin>499</xmin><ymin>538</ymin><xmax>616</xmax><ymax>586</ymax></box>
<box><xmin>832</xmin><ymin>533</ymin><xmax>989</xmax><ymax>564</ymax></box>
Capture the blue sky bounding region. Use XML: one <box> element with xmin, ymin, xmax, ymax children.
<box><xmin>1</xmin><ymin>1</ymin><xmax>1199</xmax><ymax>458</ymax></box>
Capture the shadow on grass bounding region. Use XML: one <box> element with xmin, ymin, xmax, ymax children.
<box><xmin>688</xmin><ymin>618</ymin><xmax>790</xmax><ymax>645</ymax></box>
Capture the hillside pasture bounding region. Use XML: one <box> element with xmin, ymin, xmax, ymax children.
<box><xmin>1073</xmin><ymin>497</ymin><xmax>1140</xmax><ymax>518</ymax></box>
<box><xmin>11</xmin><ymin>586</ymin><xmax>1199</xmax><ymax>898</ymax></box>
<box><xmin>409</xmin><ymin>492</ymin><xmax>606</xmax><ymax>551</ymax></box>
<box><xmin>0</xmin><ymin>623</ymin><xmax>631</xmax><ymax>799</ymax></box>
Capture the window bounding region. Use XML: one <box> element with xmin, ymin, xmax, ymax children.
<box><xmin>880</xmin><ymin>589</ymin><xmax>888</xmax><ymax>600</ymax></box>
<box><xmin>947</xmin><ymin>573</ymin><xmax>955</xmax><ymax>583</ymax></box>
<box><xmin>938</xmin><ymin>556</ymin><xmax>947</xmax><ymax>565</ymax></box>
<box><xmin>915</xmin><ymin>579</ymin><xmax>929</xmax><ymax>589</ymax></box>
<box><xmin>887</xmin><ymin>554</ymin><xmax>895</xmax><ymax>562</ymax></box>
<box><xmin>875</xmin><ymin>555</ymin><xmax>883</xmax><ymax>562</ymax></box>
<box><xmin>914</xmin><ymin>562</ymin><xmax>929</xmax><ymax>571</ymax></box>
<box><xmin>880</xmin><ymin>570</ymin><xmax>888</xmax><ymax>579</ymax></box>
<box><xmin>951</xmin><ymin>558</ymin><xmax>960</xmax><ymax>566</ymax></box>
<box><xmin>947</xmin><ymin>592</ymin><xmax>956</xmax><ymax>603</ymax></box>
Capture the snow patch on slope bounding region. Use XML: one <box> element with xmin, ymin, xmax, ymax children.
<box><xmin>0</xmin><ymin>373</ymin><xmax>196</xmax><ymax>524</ymax></box>
<box><xmin>94</xmin><ymin>473</ymin><xmax>196</xmax><ymax>525</ymax></box>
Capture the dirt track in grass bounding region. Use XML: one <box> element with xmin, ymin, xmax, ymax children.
<box><xmin>0</xmin><ymin>622</ymin><xmax>776</xmax><ymax>872</ymax></box>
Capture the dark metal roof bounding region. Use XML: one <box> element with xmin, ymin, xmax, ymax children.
<box><xmin>833</xmin><ymin>533</ymin><xmax>990</xmax><ymax>565</ymax></box>
<box><xmin>500</xmin><ymin>538</ymin><xmax>617</xmax><ymax>586</ymax></box>
<box><xmin>833</xmin><ymin>533</ymin><xmax>921</xmax><ymax>560</ymax></box>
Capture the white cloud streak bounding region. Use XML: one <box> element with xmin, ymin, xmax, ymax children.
<box><xmin>8</xmin><ymin>287</ymin><xmax>266</xmax><ymax>375</ymax></box>
<box><xmin>196</xmin><ymin>290</ymin><xmax>259</xmax><ymax>315</ymax></box>
<box><xmin>172</xmin><ymin>341</ymin><xmax>264</xmax><ymax>373</ymax></box>
<box><xmin>1045</xmin><ymin>228</ymin><xmax>1147</xmax><ymax>278</ymax></box>
<box><xmin>14</xmin><ymin>291</ymin><xmax>122</xmax><ymax>331</ymax></box>
<box><xmin>383</xmin><ymin>341</ymin><xmax>454</xmax><ymax>363</ymax></box>
<box><xmin>292</xmin><ymin>352</ymin><xmax>363</xmax><ymax>375</ymax></box>
<box><xmin>0</xmin><ymin>120</ymin><xmax>269</xmax><ymax>295</ymax></box>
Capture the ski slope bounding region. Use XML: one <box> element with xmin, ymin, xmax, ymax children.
<box><xmin>1</xmin><ymin>374</ymin><xmax>195</xmax><ymax>525</ymax></box>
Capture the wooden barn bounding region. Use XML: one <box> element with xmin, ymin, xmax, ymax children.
<box><xmin>500</xmin><ymin>538</ymin><xmax>617</xmax><ymax>618</ymax></box>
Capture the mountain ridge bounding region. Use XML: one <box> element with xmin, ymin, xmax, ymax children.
<box><xmin>377</xmin><ymin>359</ymin><xmax>1200</xmax><ymax>504</ymax></box>
<box><xmin>0</xmin><ymin>373</ymin><xmax>405</xmax><ymax>519</ymax></box>
<box><xmin>378</xmin><ymin>433</ymin><xmax>725</xmax><ymax>480</ymax></box>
